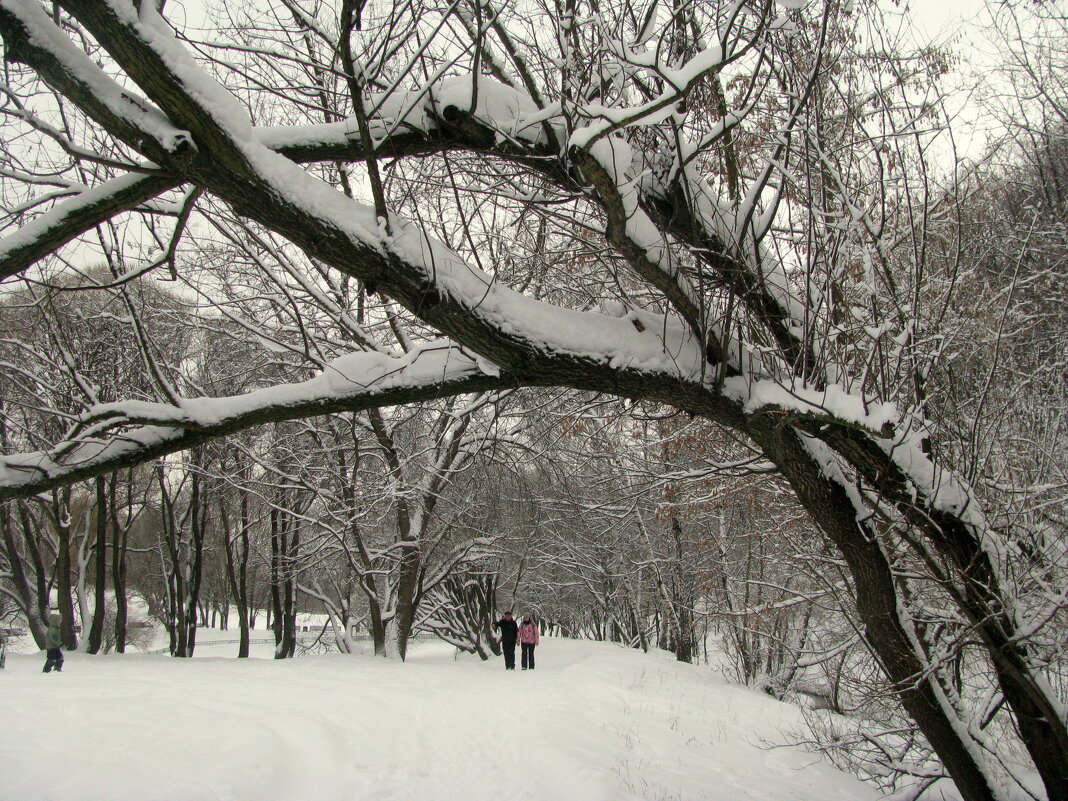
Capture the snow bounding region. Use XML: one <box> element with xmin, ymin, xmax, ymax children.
<box><xmin>121</xmin><ymin>0</ymin><xmax>253</xmax><ymax>139</ymax></box>
<box><xmin>567</xmin><ymin>42</ymin><xmax>725</xmax><ymax>150</ymax></box>
<box><xmin>0</xmin><ymin>637</ymin><xmax>880</xmax><ymax>801</ymax></box>
<box><xmin>724</xmin><ymin>377</ymin><xmax>899</xmax><ymax>433</ymax></box>
<box><xmin>2</xmin><ymin>0</ymin><xmax>190</xmax><ymax>152</ymax></box>
<box><xmin>433</xmin><ymin>74</ymin><xmax>556</xmax><ymax>145</ymax></box>
<box><xmin>258</xmin><ymin>74</ymin><xmax>561</xmax><ymax>152</ymax></box>
<box><xmin>0</xmin><ymin>173</ymin><xmax>153</xmax><ymax>264</ymax></box>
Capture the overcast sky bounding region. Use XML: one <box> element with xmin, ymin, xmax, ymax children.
<box><xmin>171</xmin><ymin>0</ymin><xmax>993</xmax><ymax>40</ymax></box>
<box><xmin>910</xmin><ymin>0</ymin><xmax>987</xmax><ymax>35</ymax></box>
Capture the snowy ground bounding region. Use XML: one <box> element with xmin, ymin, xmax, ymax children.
<box><xmin>1</xmin><ymin>637</ymin><xmax>881</xmax><ymax>801</ymax></box>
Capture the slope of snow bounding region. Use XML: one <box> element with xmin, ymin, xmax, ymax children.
<box><xmin>1</xmin><ymin>638</ymin><xmax>880</xmax><ymax>801</ymax></box>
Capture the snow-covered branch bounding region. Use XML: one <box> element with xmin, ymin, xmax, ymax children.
<box><xmin>0</xmin><ymin>343</ymin><xmax>504</xmax><ymax>500</ymax></box>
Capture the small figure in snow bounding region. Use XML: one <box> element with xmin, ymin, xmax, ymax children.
<box><xmin>492</xmin><ymin>610</ymin><xmax>518</xmax><ymax>670</ymax></box>
<box><xmin>518</xmin><ymin>614</ymin><xmax>539</xmax><ymax>670</ymax></box>
<box><xmin>43</xmin><ymin>612</ymin><xmax>64</xmax><ymax>673</ymax></box>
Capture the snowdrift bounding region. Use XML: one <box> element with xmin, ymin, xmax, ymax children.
<box><xmin>1</xmin><ymin>637</ymin><xmax>879</xmax><ymax>801</ymax></box>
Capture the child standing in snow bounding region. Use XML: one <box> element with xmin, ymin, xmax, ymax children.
<box><xmin>517</xmin><ymin>614</ymin><xmax>539</xmax><ymax>670</ymax></box>
<box><xmin>43</xmin><ymin>612</ymin><xmax>64</xmax><ymax>673</ymax></box>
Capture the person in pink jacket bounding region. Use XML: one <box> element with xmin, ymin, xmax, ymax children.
<box><xmin>517</xmin><ymin>614</ymin><xmax>539</xmax><ymax>670</ymax></box>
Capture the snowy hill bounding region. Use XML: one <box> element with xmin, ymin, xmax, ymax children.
<box><xmin>1</xmin><ymin>638</ymin><xmax>881</xmax><ymax>801</ymax></box>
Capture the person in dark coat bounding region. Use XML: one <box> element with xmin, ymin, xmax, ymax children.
<box><xmin>43</xmin><ymin>612</ymin><xmax>64</xmax><ymax>673</ymax></box>
<box><xmin>492</xmin><ymin>610</ymin><xmax>518</xmax><ymax>670</ymax></box>
<box><xmin>517</xmin><ymin>614</ymin><xmax>539</xmax><ymax>670</ymax></box>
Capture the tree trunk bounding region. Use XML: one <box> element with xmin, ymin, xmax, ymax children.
<box><xmin>366</xmin><ymin>589</ymin><xmax>386</xmax><ymax>656</ymax></box>
<box><xmin>156</xmin><ymin>464</ymin><xmax>191</xmax><ymax>657</ymax></box>
<box><xmin>52</xmin><ymin>489</ymin><xmax>78</xmax><ymax>650</ymax></box>
<box><xmin>755</xmin><ymin>424</ymin><xmax>1002</xmax><ymax>801</ymax></box>
<box><xmin>86</xmin><ymin>476</ymin><xmax>108</xmax><ymax>654</ymax></box>
<box><xmin>383</xmin><ymin>539</ymin><xmax>422</xmax><ymax>661</ymax></box>
<box><xmin>925</xmin><ymin>518</ymin><xmax>1068</xmax><ymax>801</ymax></box>
<box><xmin>110</xmin><ymin>476</ymin><xmax>130</xmax><ymax>654</ymax></box>
<box><xmin>270</xmin><ymin>505</ymin><xmax>298</xmax><ymax>659</ymax></box>
<box><xmin>18</xmin><ymin>503</ymin><xmax>50</xmax><ymax>634</ymax></box>
<box><xmin>180</xmin><ymin>469</ymin><xmax>205</xmax><ymax>658</ymax></box>
<box><xmin>270</xmin><ymin>506</ymin><xmax>284</xmax><ymax>656</ymax></box>
<box><xmin>0</xmin><ymin>505</ymin><xmax>46</xmax><ymax>648</ymax></box>
<box><xmin>479</xmin><ymin>574</ymin><xmax>501</xmax><ymax>656</ymax></box>
<box><xmin>0</xmin><ymin>416</ymin><xmax>47</xmax><ymax>648</ymax></box>
<box><xmin>822</xmin><ymin>425</ymin><xmax>1068</xmax><ymax>799</ymax></box>
<box><xmin>670</xmin><ymin>518</ymin><xmax>695</xmax><ymax>663</ymax></box>
<box><xmin>222</xmin><ymin>490</ymin><xmax>251</xmax><ymax>658</ymax></box>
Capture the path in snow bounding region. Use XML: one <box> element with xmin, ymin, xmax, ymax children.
<box><xmin>1</xmin><ymin>638</ymin><xmax>880</xmax><ymax>801</ymax></box>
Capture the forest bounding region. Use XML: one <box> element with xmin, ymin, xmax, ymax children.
<box><xmin>0</xmin><ymin>1</ymin><xmax>1065</xmax><ymax>800</ymax></box>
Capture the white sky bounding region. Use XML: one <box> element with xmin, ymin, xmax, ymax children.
<box><xmin>908</xmin><ymin>0</ymin><xmax>1004</xmax><ymax>162</ymax></box>
<box><xmin>909</xmin><ymin>0</ymin><xmax>988</xmax><ymax>36</ymax></box>
<box><xmin>170</xmin><ymin>0</ymin><xmax>996</xmax><ymax>49</ymax></box>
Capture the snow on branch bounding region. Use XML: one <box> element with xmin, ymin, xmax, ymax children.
<box><xmin>0</xmin><ymin>0</ymin><xmax>192</xmax><ymax>155</ymax></box>
<box><xmin>725</xmin><ymin>377</ymin><xmax>899</xmax><ymax>437</ymax></box>
<box><xmin>0</xmin><ymin>172</ymin><xmax>181</xmax><ymax>279</ymax></box>
<box><xmin>0</xmin><ymin>343</ymin><xmax>504</xmax><ymax>500</ymax></box>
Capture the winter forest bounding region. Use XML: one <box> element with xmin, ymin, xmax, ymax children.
<box><xmin>0</xmin><ymin>0</ymin><xmax>1065</xmax><ymax>799</ymax></box>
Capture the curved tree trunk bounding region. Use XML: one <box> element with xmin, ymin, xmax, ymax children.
<box><xmin>753</xmin><ymin>423</ymin><xmax>1002</xmax><ymax>801</ymax></box>
<box><xmin>816</xmin><ymin>426</ymin><xmax>1068</xmax><ymax>800</ymax></box>
<box><xmin>0</xmin><ymin>3</ymin><xmax>1061</xmax><ymax>796</ymax></box>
